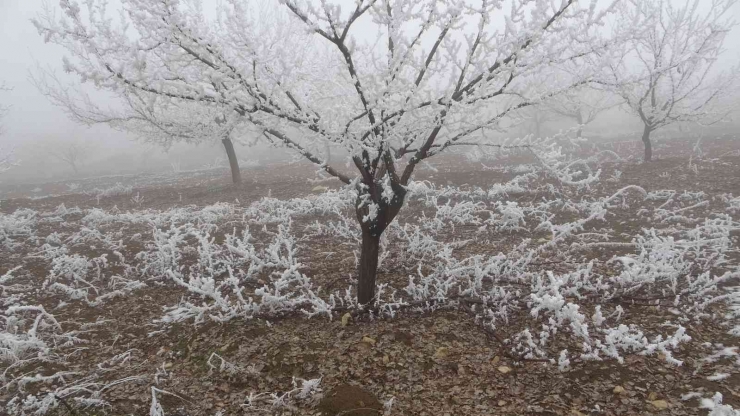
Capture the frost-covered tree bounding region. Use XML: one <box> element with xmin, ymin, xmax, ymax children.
<box><xmin>606</xmin><ymin>0</ymin><xmax>740</xmax><ymax>162</ymax></box>
<box><xmin>0</xmin><ymin>82</ymin><xmax>16</xmax><ymax>174</ymax></box>
<box><xmin>35</xmin><ymin>0</ymin><xmax>627</xmax><ymax>304</ymax></box>
<box><xmin>547</xmin><ymin>86</ymin><xmax>620</xmax><ymax>138</ymax></box>
<box><xmin>516</xmin><ymin>106</ymin><xmax>553</xmax><ymax>139</ymax></box>
<box><xmin>50</xmin><ymin>140</ymin><xmax>87</xmax><ymax>175</ymax></box>
<box><xmin>33</xmin><ymin>66</ymin><xmax>253</xmax><ymax>184</ymax></box>
<box><xmin>0</xmin><ymin>83</ymin><xmax>9</xmax><ymax>135</ymax></box>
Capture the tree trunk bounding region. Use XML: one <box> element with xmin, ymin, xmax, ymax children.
<box><xmin>353</xmin><ymin>177</ymin><xmax>407</xmax><ymax>305</ymax></box>
<box><xmin>357</xmin><ymin>230</ymin><xmax>381</xmax><ymax>305</ymax></box>
<box><xmin>221</xmin><ymin>137</ymin><xmax>242</xmax><ymax>184</ymax></box>
<box><xmin>324</xmin><ymin>142</ymin><xmax>332</xmax><ymax>165</ymax></box>
<box><xmin>642</xmin><ymin>124</ymin><xmax>653</xmax><ymax>162</ymax></box>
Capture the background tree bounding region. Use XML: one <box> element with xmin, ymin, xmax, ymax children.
<box><xmin>515</xmin><ymin>106</ymin><xmax>554</xmax><ymax>139</ymax></box>
<box><xmin>546</xmin><ymin>86</ymin><xmax>621</xmax><ymax>138</ymax></box>
<box><xmin>0</xmin><ymin>83</ymin><xmax>9</xmax><ymax>135</ymax></box>
<box><xmin>50</xmin><ymin>140</ymin><xmax>87</xmax><ymax>175</ymax></box>
<box><xmin>0</xmin><ymin>82</ymin><xmax>16</xmax><ymax>174</ymax></box>
<box><xmin>33</xmin><ymin>71</ymin><xmax>251</xmax><ymax>184</ymax></box>
<box><xmin>35</xmin><ymin>0</ymin><xmax>628</xmax><ymax>304</ymax></box>
<box><xmin>606</xmin><ymin>0</ymin><xmax>740</xmax><ymax>162</ymax></box>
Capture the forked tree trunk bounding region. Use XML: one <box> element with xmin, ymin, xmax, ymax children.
<box><xmin>642</xmin><ymin>124</ymin><xmax>653</xmax><ymax>162</ymax></box>
<box><xmin>357</xmin><ymin>230</ymin><xmax>381</xmax><ymax>304</ymax></box>
<box><xmin>221</xmin><ymin>137</ymin><xmax>242</xmax><ymax>184</ymax></box>
<box><xmin>354</xmin><ymin>182</ymin><xmax>406</xmax><ymax>305</ymax></box>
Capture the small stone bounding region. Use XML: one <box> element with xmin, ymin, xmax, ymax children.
<box><xmin>497</xmin><ymin>366</ymin><xmax>512</xmax><ymax>374</ymax></box>
<box><xmin>498</xmin><ymin>400</ymin><xmax>506</xmax><ymax>406</ymax></box>
<box><xmin>434</xmin><ymin>347</ymin><xmax>449</xmax><ymax>359</ymax></box>
<box><xmin>648</xmin><ymin>400</ymin><xmax>669</xmax><ymax>410</ymax></box>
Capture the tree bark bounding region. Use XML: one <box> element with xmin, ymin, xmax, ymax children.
<box><xmin>642</xmin><ymin>124</ymin><xmax>653</xmax><ymax>162</ymax></box>
<box><xmin>357</xmin><ymin>230</ymin><xmax>381</xmax><ymax>305</ymax></box>
<box><xmin>354</xmin><ymin>180</ymin><xmax>406</xmax><ymax>305</ymax></box>
<box><xmin>221</xmin><ymin>137</ymin><xmax>242</xmax><ymax>184</ymax></box>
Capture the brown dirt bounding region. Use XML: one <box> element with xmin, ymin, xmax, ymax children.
<box><xmin>318</xmin><ymin>384</ymin><xmax>383</xmax><ymax>416</ymax></box>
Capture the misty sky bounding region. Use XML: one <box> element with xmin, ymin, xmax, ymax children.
<box><xmin>0</xmin><ymin>1</ymin><xmax>126</xmax><ymax>155</ymax></box>
<box><xmin>2</xmin><ymin>0</ymin><xmax>740</xmax><ymax>155</ymax></box>
<box><xmin>1</xmin><ymin>0</ymin><xmax>135</xmax><ymax>151</ymax></box>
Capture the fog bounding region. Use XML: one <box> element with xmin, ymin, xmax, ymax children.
<box><xmin>1</xmin><ymin>0</ymin><xmax>739</xmax><ymax>185</ymax></box>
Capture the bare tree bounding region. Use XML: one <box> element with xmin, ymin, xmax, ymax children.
<box><xmin>547</xmin><ymin>87</ymin><xmax>621</xmax><ymax>138</ymax></box>
<box><xmin>0</xmin><ymin>82</ymin><xmax>16</xmax><ymax>174</ymax></box>
<box><xmin>35</xmin><ymin>0</ymin><xmax>630</xmax><ymax>304</ymax></box>
<box><xmin>513</xmin><ymin>106</ymin><xmax>554</xmax><ymax>139</ymax></box>
<box><xmin>0</xmin><ymin>83</ymin><xmax>9</xmax><ymax>135</ymax></box>
<box><xmin>606</xmin><ymin>0</ymin><xmax>740</xmax><ymax>161</ymax></box>
<box><xmin>33</xmin><ymin>70</ymin><xmax>251</xmax><ymax>184</ymax></box>
<box><xmin>51</xmin><ymin>141</ymin><xmax>87</xmax><ymax>175</ymax></box>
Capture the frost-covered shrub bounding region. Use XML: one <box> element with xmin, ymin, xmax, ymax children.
<box><xmin>92</xmin><ymin>182</ymin><xmax>133</xmax><ymax>201</ymax></box>
<box><xmin>0</xmin><ymin>209</ymin><xmax>37</xmax><ymax>249</ymax></box>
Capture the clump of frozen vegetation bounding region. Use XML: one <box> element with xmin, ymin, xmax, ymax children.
<box><xmin>92</xmin><ymin>182</ymin><xmax>134</xmax><ymax>202</ymax></box>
